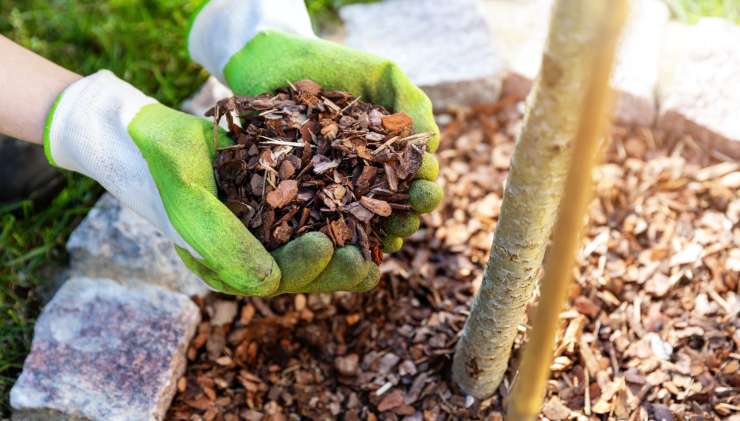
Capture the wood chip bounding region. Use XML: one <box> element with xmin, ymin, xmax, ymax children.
<box><xmin>381</xmin><ymin>112</ymin><xmax>413</xmax><ymax>133</ymax></box>
<box><xmin>360</xmin><ymin>197</ymin><xmax>392</xmax><ymax>217</ymax></box>
<box><xmin>266</xmin><ymin>180</ymin><xmax>298</xmax><ymax>208</ymax></box>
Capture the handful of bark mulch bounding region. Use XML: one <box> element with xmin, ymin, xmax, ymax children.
<box><xmin>207</xmin><ymin>80</ymin><xmax>430</xmax><ymax>264</ymax></box>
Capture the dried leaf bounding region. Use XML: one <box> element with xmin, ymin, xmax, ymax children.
<box><xmin>320</xmin><ymin>120</ymin><xmax>339</xmax><ymax>140</ymax></box>
<box><xmin>273</xmin><ymin>222</ymin><xmax>294</xmax><ymax>245</ymax></box>
<box><xmin>377</xmin><ymin>389</ymin><xmax>404</xmax><ymax>412</ymax></box>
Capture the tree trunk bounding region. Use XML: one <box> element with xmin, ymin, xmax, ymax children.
<box><xmin>507</xmin><ymin>2</ymin><xmax>627</xmax><ymax>417</ymax></box>
<box><xmin>452</xmin><ymin>0</ymin><xmax>613</xmax><ymax>399</ymax></box>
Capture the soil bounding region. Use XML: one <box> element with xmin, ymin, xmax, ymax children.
<box><xmin>210</xmin><ymin>80</ymin><xmax>428</xmax><ymax>261</ymax></box>
<box><xmin>168</xmin><ymin>94</ymin><xmax>739</xmax><ymax>421</ymax></box>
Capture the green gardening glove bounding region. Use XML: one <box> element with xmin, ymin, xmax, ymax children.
<box><xmin>45</xmin><ymin>70</ymin><xmax>381</xmax><ymax>296</ymax></box>
<box><xmin>225</xmin><ymin>32</ymin><xmax>444</xmax><ymax>289</ymax></box>
<box><xmin>188</xmin><ymin>1</ymin><xmax>444</xmax><ymax>293</ymax></box>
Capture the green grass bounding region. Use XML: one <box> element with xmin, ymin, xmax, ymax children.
<box><xmin>666</xmin><ymin>0</ymin><xmax>740</xmax><ymax>23</ymax></box>
<box><xmin>0</xmin><ymin>0</ymin><xmax>733</xmax><ymax>416</ymax></box>
<box><xmin>0</xmin><ymin>175</ymin><xmax>101</xmax><ymax>410</ymax></box>
<box><xmin>0</xmin><ymin>0</ymin><xmax>207</xmax><ymax>415</ymax></box>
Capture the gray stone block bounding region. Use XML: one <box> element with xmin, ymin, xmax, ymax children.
<box><xmin>612</xmin><ymin>0</ymin><xmax>669</xmax><ymax>126</ymax></box>
<box><xmin>657</xmin><ymin>19</ymin><xmax>740</xmax><ymax>160</ymax></box>
<box><xmin>340</xmin><ymin>0</ymin><xmax>505</xmax><ymax>109</ymax></box>
<box><xmin>482</xmin><ymin>0</ymin><xmax>669</xmax><ymax>126</ymax></box>
<box><xmin>66</xmin><ymin>193</ymin><xmax>209</xmax><ymax>297</ymax></box>
<box><xmin>10</xmin><ymin>277</ymin><xmax>200</xmax><ymax>421</ymax></box>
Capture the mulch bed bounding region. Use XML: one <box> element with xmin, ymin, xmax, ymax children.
<box><xmin>168</xmin><ymin>94</ymin><xmax>739</xmax><ymax>421</ymax></box>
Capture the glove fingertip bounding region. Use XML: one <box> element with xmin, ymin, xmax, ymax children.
<box><xmin>415</xmin><ymin>152</ymin><xmax>439</xmax><ymax>181</ymax></box>
<box><xmin>353</xmin><ymin>263</ymin><xmax>381</xmax><ymax>292</ymax></box>
<box><xmin>427</xmin><ymin>133</ymin><xmax>440</xmax><ymax>153</ymax></box>
<box><xmin>381</xmin><ymin>236</ymin><xmax>404</xmax><ymax>253</ymax></box>
<box><xmin>272</xmin><ymin>232</ymin><xmax>334</xmax><ymax>294</ymax></box>
<box><xmin>302</xmin><ymin>246</ymin><xmax>368</xmax><ymax>293</ymax></box>
<box><xmin>409</xmin><ymin>180</ymin><xmax>444</xmax><ymax>214</ymax></box>
<box><xmin>382</xmin><ymin>212</ymin><xmax>421</xmax><ymax>238</ymax></box>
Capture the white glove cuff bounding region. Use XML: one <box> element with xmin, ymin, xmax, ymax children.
<box><xmin>46</xmin><ymin>70</ymin><xmax>198</xmax><ymax>257</ymax></box>
<box><xmin>188</xmin><ymin>0</ymin><xmax>316</xmax><ymax>82</ymax></box>
<box><xmin>47</xmin><ymin>70</ymin><xmax>156</xmax><ymax>175</ymax></box>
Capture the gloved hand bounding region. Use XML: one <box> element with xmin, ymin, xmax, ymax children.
<box><xmin>187</xmin><ymin>0</ymin><xmax>444</xmax><ymax>293</ymax></box>
<box><xmin>44</xmin><ymin>70</ymin><xmax>338</xmax><ymax>296</ymax></box>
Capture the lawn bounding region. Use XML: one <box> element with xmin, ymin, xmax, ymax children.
<box><xmin>0</xmin><ymin>0</ymin><xmax>736</xmax><ymax>416</ymax></box>
<box><xmin>666</xmin><ymin>0</ymin><xmax>740</xmax><ymax>22</ymax></box>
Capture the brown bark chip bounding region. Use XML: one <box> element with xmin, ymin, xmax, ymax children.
<box><xmin>359</xmin><ymin>197</ymin><xmax>392</xmax><ymax>217</ymax></box>
<box><xmin>381</xmin><ymin>112</ymin><xmax>413</xmax><ymax>134</ymax></box>
<box><xmin>209</xmin><ymin>80</ymin><xmax>430</xmax><ymax>254</ymax></box>
<box><xmin>377</xmin><ymin>389</ymin><xmax>404</xmax><ymax>412</ymax></box>
<box><xmin>265</xmin><ymin>180</ymin><xmax>298</xmax><ymax>209</ymax></box>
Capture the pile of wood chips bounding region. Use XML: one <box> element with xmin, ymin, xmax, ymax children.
<box><xmin>169</xmin><ymin>94</ymin><xmax>739</xmax><ymax>421</ymax></box>
<box><xmin>209</xmin><ymin>80</ymin><xmax>428</xmax><ymax>261</ymax></box>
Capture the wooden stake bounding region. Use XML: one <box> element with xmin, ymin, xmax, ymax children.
<box><xmin>506</xmin><ymin>1</ymin><xmax>628</xmax><ymax>419</ymax></box>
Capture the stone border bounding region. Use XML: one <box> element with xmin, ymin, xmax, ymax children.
<box><xmin>11</xmin><ymin>278</ymin><xmax>200</xmax><ymax>421</ymax></box>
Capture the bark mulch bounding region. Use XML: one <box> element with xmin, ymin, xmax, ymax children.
<box><xmin>210</xmin><ymin>80</ymin><xmax>428</xmax><ymax>260</ymax></box>
<box><xmin>168</xmin><ymin>95</ymin><xmax>739</xmax><ymax>421</ymax></box>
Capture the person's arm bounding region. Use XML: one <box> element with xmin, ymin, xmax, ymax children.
<box><xmin>0</xmin><ymin>35</ymin><xmax>81</xmax><ymax>144</ymax></box>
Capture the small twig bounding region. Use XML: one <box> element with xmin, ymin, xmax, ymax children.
<box><xmin>297</xmin><ymin>207</ymin><xmax>311</xmax><ymax>230</ymax></box>
<box><xmin>705</xmin><ymin>284</ymin><xmax>733</xmax><ymax>315</ymax></box>
<box><xmin>295</xmin><ymin>161</ymin><xmax>315</xmax><ymax>181</ymax></box>
<box><xmin>258</xmin><ymin>135</ymin><xmax>315</xmax><ymax>148</ymax></box>
<box><xmin>389</xmin><ymin>203</ymin><xmax>412</xmax><ymax>211</ymax></box>
<box><xmin>340</xmin><ymin>95</ymin><xmax>362</xmax><ymax>113</ymax></box>
<box><xmin>258</xmin><ymin>109</ymin><xmax>283</xmax><ymax>117</ymax></box>
<box><xmin>373</xmin><ymin>191</ymin><xmax>410</xmax><ymax>202</ymax></box>
<box><xmin>372</xmin><ymin>132</ymin><xmax>432</xmax><ymax>156</ymax></box>
<box><xmin>260</xmin><ymin>140</ymin><xmax>310</xmax><ymax>148</ymax></box>
<box><xmin>402</xmin><ymin>132</ymin><xmax>433</xmax><ymax>145</ymax></box>
<box><xmin>217</xmin><ymin>144</ymin><xmax>247</xmax><ymax>152</ymax></box>
<box><xmin>372</xmin><ymin>136</ymin><xmax>400</xmax><ymax>155</ymax></box>
<box><xmin>584</xmin><ymin>368</ymin><xmax>591</xmax><ymax>416</ymax></box>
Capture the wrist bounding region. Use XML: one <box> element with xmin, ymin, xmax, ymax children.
<box><xmin>45</xmin><ymin>70</ymin><xmax>156</xmax><ymax>172</ymax></box>
<box><xmin>187</xmin><ymin>0</ymin><xmax>315</xmax><ymax>82</ymax></box>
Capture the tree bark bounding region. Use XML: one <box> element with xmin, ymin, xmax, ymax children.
<box><xmin>452</xmin><ymin>0</ymin><xmax>614</xmax><ymax>399</ymax></box>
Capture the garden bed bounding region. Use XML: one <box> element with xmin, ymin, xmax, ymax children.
<box><xmin>168</xmin><ymin>95</ymin><xmax>739</xmax><ymax>420</ymax></box>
